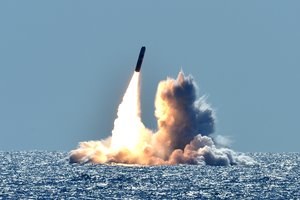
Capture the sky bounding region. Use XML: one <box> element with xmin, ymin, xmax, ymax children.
<box><xmin>0</xmin><ymin>1</ymin><xmax>299</xmax><ymax>152</ymax></box>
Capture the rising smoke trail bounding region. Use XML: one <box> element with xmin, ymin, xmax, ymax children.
<box><xmin>70</xmin><ymin>71</ymin><xmax>254</xmax><ymax>166</ymax></box>
<box><xmin>110</xmin><ymin>72</ymin><xmax>144</xmax><ymax>152</ymax></box>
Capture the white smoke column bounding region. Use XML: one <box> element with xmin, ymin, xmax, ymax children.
<box><xmin>70</xmin><ymin>71</ymin><xmax>152</xmax><ymax>164</ymax></box>
<box><xmin>110</xmin><ymin>71</ymin><xmax>145</xmax><ymax>153</ymax></box>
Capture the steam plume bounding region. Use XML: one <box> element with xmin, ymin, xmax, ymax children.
<box><xmin>70</xmin><ymin>71</ymin><xmax>253</xmax><ymax>166</ymax></box>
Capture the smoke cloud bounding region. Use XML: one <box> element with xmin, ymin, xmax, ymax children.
<box><xmin>70</xmin><ymin>71</ymin><xmax>254</xmax><ymax>166</ymax></box>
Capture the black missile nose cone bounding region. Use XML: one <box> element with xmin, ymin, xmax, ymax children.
<box><xmin>135</xmin><ymin>46</ymin><xmax>146</xmax><ymax>72</ymax></box>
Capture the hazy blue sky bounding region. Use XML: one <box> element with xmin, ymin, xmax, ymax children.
<box><xmin>0</xmin><ymin>1</ymin><xmax>299</xmax><ymax>152</ymax></box>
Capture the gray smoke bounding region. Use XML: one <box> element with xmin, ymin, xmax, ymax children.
<box><xmin>152</xmin><ymin>71</ymin><xmax>253</xmax><ymax>165</ymax></box>
<box><xmin>154</xmin><ymin>72</ymin><xmax>215</xmax><ymax>152</ymax></box>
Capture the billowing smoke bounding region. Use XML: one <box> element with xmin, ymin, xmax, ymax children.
<box><xmin>70</xmin><ymin>71</ymin><xmax>254</xmax><ymax>166</ymax></box>
<box><xmin>152</xmin><ymin>72</ymin><xmax>215</xmax><ymax>159</ymax></box>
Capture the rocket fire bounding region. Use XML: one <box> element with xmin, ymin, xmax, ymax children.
<box><xmin>70</xmin><ymin>73</ymin><xmax>253</xmax><ymax>166</ymax></box>
<box><xmin>69</xmin><ymin>48</ymin><xmax>253</xmax><ymax>166</ymax></box>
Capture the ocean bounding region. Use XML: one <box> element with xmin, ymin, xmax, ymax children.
<box><xmin>0</xmin><ymin>152</ymin><xmax>299</xmax><ymax>199</ymax></box>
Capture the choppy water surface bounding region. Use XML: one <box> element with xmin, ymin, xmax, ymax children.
<box><xmin>0</xmin><ymin>152</ymin><xmax>299</xmax><ymax>199</ymax></box>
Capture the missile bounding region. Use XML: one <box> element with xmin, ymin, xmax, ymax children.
<box><xmin>135</xmin><ymin>46</ymin><xmax>146</xmax><ymax>72</ymax></box>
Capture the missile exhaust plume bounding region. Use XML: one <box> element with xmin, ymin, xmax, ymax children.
<box><xmin>110</xmin><ymin>71</ymin><xmax>145</xmax><ymax>153</ymax></box>
<box><xmin>70</xmin><ymin>69</ymin><xmax>254</xmax><ymax>166</ymax></box>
